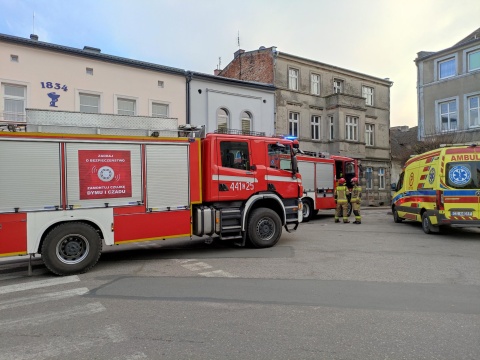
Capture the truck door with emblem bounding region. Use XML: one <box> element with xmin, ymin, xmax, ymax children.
<box><xmin>215</xmin><ymin>138</ymin><xmax>256</xmax><ymax>202</ymax></box>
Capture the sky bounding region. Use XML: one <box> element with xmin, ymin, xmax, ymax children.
<box><xmin>1</xmin><ymin>0</ymin><xmax>479</xmax><ymax>127</ymax></box>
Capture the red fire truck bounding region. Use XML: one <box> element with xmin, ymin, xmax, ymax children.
<box><xmin>0</xmin><ymin>125</ymin><xmax>302</xmax><ymax>275</ymax></box>
<box><xmin>297</xmin><ymin>152</ymin><xmax>358</xmax><ymax>221</ymax></box>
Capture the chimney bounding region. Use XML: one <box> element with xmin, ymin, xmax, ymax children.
<box><xmin>214</xmin><ymin>69</ymin><xmax>222</xmax><ymax>76</ymax></box>
<box><xmin>83</xmin><ymin>46</ymin><xmax>101</xmax><ymax>53</ymax></box>
<box><xmin>30</xmin><ymin>34</ymin><xmax>38</xmax><ymax>41</ymax></box>
<box><xmin>234</xmin><ymin>49</ymin><xmax>245</xmax><ymax>58</ymax></box>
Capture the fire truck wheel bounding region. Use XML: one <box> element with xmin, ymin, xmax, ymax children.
<box><xmin>393</xmin><ymin>208</ymin><xmax>403</xmax><ymax>223</ymax></box>
<box><xmin>421</xmin><ymin>212</ymin><xmax>432</xmax><ymax>234</ymax></box>
<box><xmin>41</xmin><ymin>222</ymin><xmax>102</xmax><ymax>276</ymax></box>
<box><xmin>302</xmin><ymin>199</ymin><xmax>314</xmax><ymax>222</ymax></box>
<box><xmin>247</xmin><ymin>208</ymin><xmax>282</xmax><ymax>248</ymax></box>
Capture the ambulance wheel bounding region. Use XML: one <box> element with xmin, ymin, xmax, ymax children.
<box><xmin>42</xmin><ymin>222</ymin><xmax>102</xmax><ymax>276</ymax></box>
<box><xmin>421</xmin><ymin>213</ymin><xmax>432</xmax><ymax>234</ymax></box>
<box><xmin>393</xmin><ymin>208</ymin><xmax>403</xmax><ymax>223</ymax></box>
<box><xmin>302</xmin><ymin>199</ymin><xmax>314</xmax><ymax>222</ymax></box>
<box><xmin>247</xmin><ymin>208</ymin><xmax>282</xmax><ymax>248</ymax></box>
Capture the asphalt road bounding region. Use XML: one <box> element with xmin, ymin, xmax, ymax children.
<box><xmin>0</xmin><ymin>208</ymin><xmax>479</xmax><ymax>360</ymax></box>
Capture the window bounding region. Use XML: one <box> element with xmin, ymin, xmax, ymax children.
<box><xmin>86</xmin><ymin>67</ymin><xmax>93</xmax><ymax>75</ymax></box>
<box><xmin>10</xmin><ymin>54</ymin><xmax>18</xmax><ymax>62</ymax></box>
<box><xmin>3</xmin><ymin>84</ymin><xmax>26</xmax><ymax>121</ymax></box>
<box><xmin>241</xmin><ymin>111</ymin><xmax>252</xmax><ymax>134</ymax></box>
<box><xmin>288</xmin><ymin>112</ymin><xmax>299</xmax><ymax>137</ymax></box>
<box><xmin>439</xmin><ymin>58</ymin><xmax>456</xmax><ymax>79</ymax></box>
<box><xmin>220</xmin><ymin>141</ymin><xmax>250</xmax><ymax>170</ymax></box>
<box><xmin>468</xmin><ymin>95</ymin><xmax>480</xmax><ymax>128</ymax></box>
<box><xmin>117</xmin><ymin>98</ymin><xmax>136</xmax><ymax>116</ymax></box>
<box><xmin>345</xmin><ymin>115</ymin><xmax>358</xmax><ymax>141</ymax></box>
<box><xmin>158</xmin><ymin>80</ymin><xmax>164</xmax><ymax>88</ymax></box>
<box><xmin>79</xmin><ymin>93</ymin><xmax>100</xmax><ymax>113</ymax></box>
<box><xmin>365</xmin><ymin>124</ymin><xmax>374</xmax><ymax>146</ymax></box>
<box><xmin>468</xmin><ymin>50</ymin><xmax>480</xmax><ymax>72</ymax></box>
<box><xmin>366</xmin><ymin>167</ymin><xmax>373</xmax><ymax>190</ymax></box>
<box><xmin>311</xmin><ymin>74</ymin><xmax>320</xmax><ymax>95</ymax></box>
<box><xmin>328</xmin><ymin>115</ymin><xmax>334</xmax><ymax>140</ymax></box>
<box><xmin>439</xmin><ymin>100</ymin><xmax>457</xmax><ymax>131</ymax></box>
<box><xmin>152</xmin><ymin>102</ymin><xmax>169</xmax><ymax>117</ymax></box>
<box><xmin>288</xmin><ymin>68</ymin><xmax>299</xmax><ymax>91</ymax></box>
<box><xmin>378</xmin><ymin>168</ymin><xmax>385</xmax><ymax>190</ymax></box>
<box><xmin>268</xmin><ymin>143</ymin><xmax>292</xmax><ymax>171</ymax></box>
<box><xmin>217</xmin><ymin>108</ymin><xmax>229</xmax><ymax>132</ymax></box>
<box><xmin>333</xmin><ymin>79</ymin><xmax>343</xmax><ymax>94</ymax></box>
<box><xmin>311</xmin><ymin>115</ymin><xmax>320</xmax><ymax>140</ymax></box>
<box><xmin>362</xmin><ymin>86</ymin><xmax>374</xmax><ymax>106</ymax></box>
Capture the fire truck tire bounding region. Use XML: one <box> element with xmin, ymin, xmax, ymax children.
<box><xmin>393</xmin><ymin>208</ymin><xmax>403</xmax><ymax>223</ymax></box>
<box><xmin>41</xmin><ymin>222</ymin><xmax>102</xmax><ymax>276</ymax></box>
<box><xmin>302</xmin><ymin>199</ymin><xmax>314</xmax><ymax>222</ymax></box>
<box><xmin>421</xmin><ymin>212</ymin><xmax>432</xmax><ymax>234</ymax></box>
<box><xmin>247</xmin><ymin>208</ymin><xmax>282</xmax><ymax>248</ymax></box>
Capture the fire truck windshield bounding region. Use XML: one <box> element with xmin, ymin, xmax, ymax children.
<box><xmin>268</xmin><ymin>143</ymin><xmax>293</xmax><ymax>171</ymax></box>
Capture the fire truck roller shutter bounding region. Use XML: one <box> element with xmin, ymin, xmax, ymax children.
<box><xmin>0</xmin><ymin>140</ymin><xmax>61</xmax><ymax>213</ymax></box>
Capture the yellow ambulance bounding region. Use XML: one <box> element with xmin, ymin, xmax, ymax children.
<box><xmin>392</xmin><ymin>145</ymin><xmax>480</xmax><ymax>234</ymax></box>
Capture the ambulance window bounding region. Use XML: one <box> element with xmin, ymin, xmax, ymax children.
<box><xmin>445</xmin><ymin>162</ymin><xmax>480</xmax><ymax>189</ymax></box>
<box><xmin>268</xmin><ymin>143</ymin><xmax>292</xmax><ymax>171</ymax></box>
<box><xmin>220</xmin><ymin>141</ymin><xmax>250</xmax><ymax>170</ymax></box>
<box><xmin>396</xmin><ymin>172</ymin><xmax>404</xmax><ymax>192</ymax></box>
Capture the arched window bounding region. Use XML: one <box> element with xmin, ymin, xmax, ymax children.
<box><xmin>217</xmin><ymin>108</ymin><xmax>229</xmax><ymax>133</ymax></box>
<box><xmin>241</xmin><ymin>111</ymin><xmax>252</xmax><ymax>134</ymax></box>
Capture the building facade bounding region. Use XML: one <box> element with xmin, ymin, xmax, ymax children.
<box><xmin>1</xmin><ymin>33</ymin><xmax>277</xmax><ymax>137</ymax></box>
<box><xmin>416</xmin><ymin>27</ymin><xmax>480</xmax><ymax>141</ymax></box>
<box><xmin>219</xmin><ymin>47</ymin><xmax>393</xmax><ymax>205</ymax></box>
<box><xmin>188</xmin><ymin>71</ymin><xmax>275</xmax><ymax>135</ymax></box>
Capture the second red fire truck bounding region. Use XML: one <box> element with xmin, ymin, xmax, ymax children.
<box><xmin>297</xmin><ymin>151</ymin><xmax>358</xmax><ymax>221</ymax></box>
<box><xmin>0</xmin><ymin>119</ymin><xmax>303</xmax><ymax>275</ymax></box>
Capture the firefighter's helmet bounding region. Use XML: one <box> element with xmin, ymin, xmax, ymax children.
<box><xmin>352</xmin><ymin>177</ymin><xmax>358</xmax><ymax>184</ymax></box>
<box><xmin>338</xmin><ymin>178</ymin><xmax>346</xmax><ymax>185</ymax></box>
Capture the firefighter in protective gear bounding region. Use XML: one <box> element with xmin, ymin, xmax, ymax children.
<box><xmin>334</xmin><ymin>178</ymin><xmax>350</xmax><ymax>223</ymax></box>
<box><xmin>351</xmin><ymin>177</ymin><xmax>362</xmax><ymax>224</ymax></box>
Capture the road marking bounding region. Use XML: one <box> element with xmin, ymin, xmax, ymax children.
<box><xmin>0</xmin><ymin>269</ymin><xmax>49</xmax><ymax>282</ymax></box>
<box><xmin>182</xmin><ymin>262</ymin><xmax>213</xmax><ymax>271</ymax></box>
<box><xmin>0</xmin><ymin>287</ymin><xmax>89</xmax><ymax>311</ymax></box>
<box><xmin>0</xmin><ymin>324</ymin><xmax>127</xmax><ymax>360</ymax></box>
<box><xmin>198</xmin><ymin>269</ymin><xmax>238</xmax><ymax>278</ymax></box>
<box><xmin>0</xmin><ymin>302</ymin><xmax>105</xmax><ymax>330</ymax></box>
<box><xmin>112</xmin><ymin>352</ymin><xmax>148</xmax><ymax>360</ymax></box>
<box><xmin>174</xmin><ymin>259</ymin><xmax>197</xmax><ymax>264</ymax></box>
<box><xmin>0</xmin><ymin>275</ymin><xmax>80</xmax><ymax>295</ymax></box>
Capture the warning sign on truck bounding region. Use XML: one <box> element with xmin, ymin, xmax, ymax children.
<box><xmin>78</xmin><ymin>150</ymin><xmax>132</xmax><ymax>200</ymax></box>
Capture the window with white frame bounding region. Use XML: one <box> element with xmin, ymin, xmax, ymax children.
<box><xmin>439</xmin><ymin>100</ymin><xmax>457</xmax><ymax>131</ymax></box>
<box><xmin>438</xmin><ymin>57</ymin><xmax>456</xmax><ymax>79</ymax></box>
<box><xmin>468</xmin><ymin>50</ymin><xmax>480</xmax><ymax>72</ymax></box>
<box><xmin>311</xmin><ymin>74</ymin><xmax>320</xmax><ymax>95</ymax></box>
<box><xmin>217</xmin><ymin>108</ymin><xmax>229</xmax><ymax>132</ymax></box>
<box><xmin>152</xmin><ymin>102</ymin><xmax>169</xmax><ymax>117</ymax></box>
<box><xmin>79</xmin><ymin>93</ymin><xmax>100</xmax><ymax>113</ymax></box>
<box><xmin>468</xmin><ymin>95</ymin><xmax>480</xmax><ymax>128</ymax></box>
<box><xmin>333</xmin><ymin>79</ymin><xmax>343</xmax><ymax>94</ymax></box>
<box><xmin>288</xmin><ymin>68</ymin><xmax>299</xmax><ymax>91</ymax></box>
<box><xmin>378</xmin><ymin>168</ymin><xmax>385</xmax><ymax>190</ymax></box>
<box><xmin>3</xmin><ymin>83</ymin><xmax>26</xmax><ymax>121</ymax></box>
<box><xmin>117</xmin><ymin>98</ymin><xmax>136</xmax><ymax>116</ymax></box>
<box><xmin>345</xmin><ymin>115</ymin><xmax>358</xmax><ymax>141</ymax></box>
<box><xmin>288</xmin><ymin>112</ymin><xmax>299</xmax><ymax>137</ymax></box>
<box><xmin>241</xmin><ymin>111</ymin><xmax>252</xmax><ymax>134</ymax></box>
<box><xmin>365</xmin><ymin>167</ymin><xmax>373</xmax><ymax>190</ymax></box>
<box><xmin>328</xmin><ymin>115</ymin><xmax>334</xmax><ymax>140</ymax></box>
<box><xmin>311</xmin><ymin>115</ymin><xmax>320</xmax><ymax>140</ymax></box>
<box><xmin>362</xmin><ymin>86</ymin><xmax>374</xmax><ymax>106</ymax></box>
<box><xmin>365</xmin><ymin>123</ymin><xmax>374</xmax><ymax>146</ymax></box>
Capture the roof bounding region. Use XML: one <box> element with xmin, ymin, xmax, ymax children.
<box><xmin>415</xmin><ymin>27</ymin><xmax>480</xmax><ymax>62</ymax></box>
<box><xmin>390</xmin><ymin>126</ymin><xmax>418</xmax><ymax>160</ymax></box>
<box><xmin>188</xmin><ymin>71</ymin><xmax>276</xmax><ymax>91</ymax></box>
<box><xmin>0</xmin><ymin>33</ymin><xmax>186</xmax><ymax>76</ymax></box>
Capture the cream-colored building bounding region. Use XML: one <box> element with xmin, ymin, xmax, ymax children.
<box><xmin>416</xmin><ymin>27</ymin><xmax>480</xmax><ymax>141</ymax></box>
<box><xmin>219</xmin><ymin>47</ymin><xmax>393</xmax><ymax>205</ymax></box>
<box><xmin>0</xmin><ymin>33</ymin><xmax>186</xmax><ymax>127</ymax></box>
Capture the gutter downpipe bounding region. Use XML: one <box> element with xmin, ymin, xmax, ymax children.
<box><xmin>186</xmin><ymin>71</ymin><xmax>192</xmax><ymax>125</ymax></box>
